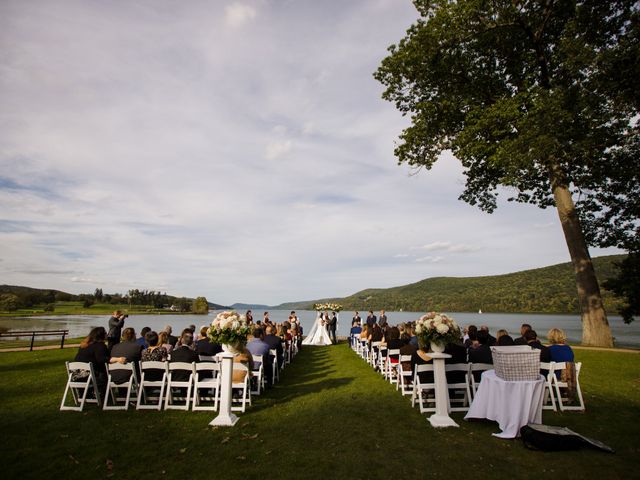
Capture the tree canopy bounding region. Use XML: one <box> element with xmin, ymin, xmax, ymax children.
<box><xmin>375</xmin><ymin>0</ymin><xmax>639</xmax><ymax>344</ymax></box>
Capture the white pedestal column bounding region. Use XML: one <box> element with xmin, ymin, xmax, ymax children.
<box><xmin>209</xmin><ymin>352</ymin><xmax>239</xmax><ymax>427</ymax></box>
<box><xmin>428</xmin><ymin>352</ymin><xmax>459</xmax><ymax>428</ymax></box>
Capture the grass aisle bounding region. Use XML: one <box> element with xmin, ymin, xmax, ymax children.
<box><xmin>1</xmin><ymin>343</ymin><xmax>638</xmax><ymax>479</ymax></box>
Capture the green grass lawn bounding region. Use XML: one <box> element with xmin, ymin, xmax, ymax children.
<box><xmin>0</xmin><ymin>302</ymin><xmax>194</xmax><ymax>317</ymax></box>
<box><xmin>1</xmin><ymin>344</ymin><xmax>638</xmax><ymax>479</ymax></box>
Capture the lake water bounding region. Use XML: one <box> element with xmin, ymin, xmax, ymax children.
<box><xmin>1</xmin><ymin>310</ymin><xmax>638</xmax><ymax>348</ymax></box>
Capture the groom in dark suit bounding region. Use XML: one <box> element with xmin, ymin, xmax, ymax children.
<box><xmin>327</xmin><ymin>312</ymin><xmax>338</xmax><ymax>344</ymax></box>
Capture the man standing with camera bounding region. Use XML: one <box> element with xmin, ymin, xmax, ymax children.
<box><xmin>107</xmin><ymin>310</ymin><xmax>128</xmax><ymax>352</ymax></box>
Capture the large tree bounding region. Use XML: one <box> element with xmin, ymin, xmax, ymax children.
<box><xmin>375</xmin><ymin>0</ymin><xmax>639</xmax><ymax>347</ymax></box>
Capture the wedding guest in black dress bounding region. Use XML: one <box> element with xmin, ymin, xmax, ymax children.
<box><xmin>110</xmin><ymin>327</ymin><xmax>143</xmax><ymax>383</ymax></box>
<box><xmin>75</xmin><ymin>327</ymin><xmax>126</xmax><ymax>395</ymax></box>
<box><xmin>140</xmin><ymin>331</ymin><xmax>169</xmax><ymax>381</ymax></box>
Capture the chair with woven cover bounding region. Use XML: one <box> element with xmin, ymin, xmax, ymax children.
<box><xmin>60</xmin><ymin>361</ymin><xmax>101</xmax><ymax>411</ymax></box>
<box><xmin>231</xmin><ymin>363</ymin><xmax>251</xmax><ymax>413</ymax></box>
<box><xmin>552</xmin><ymin>361</ymin><xmax>585</xmax><ymax>411</ymax></box>
<box><xmin>103</xmin><ymin>362</ymin><xmax>138</xmax><ymax>410</ymax></box>
<box><xmin>192</xmin><ymin>362</ymin><xmax>220</xmax><ymax>411</ymax></box>
<box><xmin>136</xmin><ymin>361</ymin><xmax>168</xmax><ymax>410</ymax></box>
<box><xmin>411</xmin><ymin>364</ymin><xmax>436</xmax><ymax>413</ymax></box>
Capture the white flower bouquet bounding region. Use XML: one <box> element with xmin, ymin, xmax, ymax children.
<box><xmin>313</xmin><ymin>303</ymin><xmax>343</xmax><ymax>312</ymax></box>
<box><xmin>207</xmin><ymin>311</ymin><xmax>251</xmax><ymax>346</ymax></box>
<box><xmin>414</xmin><ymin>312</ymin><xmax>461</xmax><ymax>348</ymax></box>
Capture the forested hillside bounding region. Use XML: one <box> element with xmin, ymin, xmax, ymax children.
<box><xmin>277</xmin><ymin>255</ymin><xmax>626</xmax><ymax>314</ymax></box>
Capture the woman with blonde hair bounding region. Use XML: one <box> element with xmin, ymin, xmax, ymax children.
<box><xmin>158</xmin><ymin>330</ymin><xmax>173</xmax><ymax>354</ymax></box>
<box><xmin>547</xmin><ymin>328</ymin><xmax>574</xmax><ymax>363</ymax></box>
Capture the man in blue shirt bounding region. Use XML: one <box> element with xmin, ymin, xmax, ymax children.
<box><xmin>246</xmin><ymin>327</ymin><xmax>272</xmax><ymax>386</ymax></box>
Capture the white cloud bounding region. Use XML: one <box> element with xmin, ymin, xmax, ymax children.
<box><xmin>225</xmin><ymin>3</ymin><xmax>257</xmax><ymax>28</ymax></box>
<box><xmin>393</xmin><ymin>253</ymin><xmax>409</xmax><ymax>258</ymax></box>
<box><xmin>416</xmin><ymin>256</ymin><xmax>443</xmax><ymax>263</ymax></box>
<box><xmin>0</xmin><ymin>0</ymin><xmax>623</xmax><ymax>305</ymax></box>
<box><xmin>265</xmin><ymin>140</ymin><xmax>292</xmax><ymax>160</ymax></box>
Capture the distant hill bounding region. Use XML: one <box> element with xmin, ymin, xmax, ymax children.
<box><xmin>273</xmin><ymin>255</ymin><xmax>627</xmax><ymax>314</ymax></box>
<box><xmin>230</xmin><ymin>303</ymin><xmax>272</xmax><ymax>311</ymax></box>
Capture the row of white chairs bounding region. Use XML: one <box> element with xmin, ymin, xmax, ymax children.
<box><xmin>350</xmin><ymin>336</ymin><xmax>585</xmax><ymax>413</ymax></box>
<box><xmin>61</xmin><ymin>337</ymin><xmax>301</xmax><ymax>413</ymax></box>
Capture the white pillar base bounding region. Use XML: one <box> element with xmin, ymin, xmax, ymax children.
<box><xmin>209</xmin><ymin>413</ymin><xmax>239</xmax><ymax>427</ymax></box>
<box><xmin>429</xmin><ymin>414</ymin><xmax>459</xmax><ymax>428</ymax></box>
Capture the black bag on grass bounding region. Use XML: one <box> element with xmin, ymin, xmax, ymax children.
<box><xmin>520</xmin><ymin>424</ymin><xmax>614</xmax><ymax>453</ymax></box>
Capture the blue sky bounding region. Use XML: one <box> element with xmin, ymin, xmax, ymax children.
<box><xmin>0</xmin><ymin>0</ymin><xmax>621</xmax><ymax>305</ymax></box>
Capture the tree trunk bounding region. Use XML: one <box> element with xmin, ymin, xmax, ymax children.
<box><xmin>549</xmin><ymin>166</ymin><xmax>614</xmax><ymax>347</ymax></box>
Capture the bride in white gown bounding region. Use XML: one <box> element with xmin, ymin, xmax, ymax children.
<box><xmin>302</xmin><ymin>312</ymin><xmax>333</xmax><ymax>346</ymax></box>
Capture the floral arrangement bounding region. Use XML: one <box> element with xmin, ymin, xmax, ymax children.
<box><xmin>414</xmin><ymin>312</ymin><xmax>461</xmax><ymax>348</ymax></box>
<box><xmin>207</xmin><ymin>311</ymin><xmax>251</xmax><ymax>346</ymax></box>
<box><xmin>313</xmin><ymin>303</ymin><xmax>343</xmax><ymax>312</ymax></box>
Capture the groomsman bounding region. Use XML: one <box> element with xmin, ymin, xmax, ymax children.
<box><xmin>352</xmin><ymin>311</ymin><xmax>361</xmax><ymax>325</ymax></box>
<box><xmin>379</xmin><ymin>310</ymin><xmax>388</xmax><ymax>330</ymax></box>
<box><xmin>366</xmin><ymin>311</ymin><xmax>377</xmax><ymax>328</ymax></box>
<box><xmin>327</xmin><ymin>312</ymin><xmax>338</xmax><ymax>344</ymax></box>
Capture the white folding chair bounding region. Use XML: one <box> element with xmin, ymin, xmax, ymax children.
<box><xmin>552</xmin><ymin>361</ymin><xmax>585</xmax><ymax>411</ymax></box>
<box><xmin>397</xmin><ymin>355</ymin><xmax>414</xmax><ymax>396</ymax></box>
<box><xmin>411</xmin><ymin>364</ymin><xmax>436</xmax><ymax>413</ymax></box>
<box><xmin>468</xmin><ymin>363</ymin><xmax>494</xmax><ymax>398</ymax></box>
<box><xmin>445</xmin><ymin>363</ymin><xmax>472</xmax><ymax>412</ymax></box>
<box><xmin>251</xmin><ymin>355</ymin><xmax>266</xmax><ymax>396</ymax></box>
<box><xmin>376</xmin><ymin>345</ymin><xmax>388</xmax><ymax>375</ymax></box>
<box><xmin>540</xmin><ymin>361</ymin><xmax>558</xmax><ymax>411</ymax></box>
<box><xmin>136</xmin><ymin>361</ymin><xmax>168</xmax><ymax>410</ymax></box>
<box><xmin>60</xmin><ymin>361</ymin><xmax>101</xmax><ymax>411</ymax></box>
<box><xmin>103</xmin><ymin>362</ymin><xmax>138</xmax><ymax>410</ymax></box>
<box><xmin>269</xmin><ymin>349</ymin><xmax>279</xmax><ymax>383</ymax></box>
<box><xmin>386</xmin><ymin>349</ymin><xmax>401</xmax><ymax>384</ymax></box>
<box><xmin>165</xmin><ymin>362</ymin><xmax>195</xmax><ymax>410</ymax></box>
<box><xmin>369</xmin><ymin>341</ymin><xmax>382</xmax><ymax>368</ymax></box>
<box><xmin>231</xmin><ymin>363</ymin><xmax>251</xmax><ymax>413</ymax></box>
<box><xmin>198</xmin><ymin>355</ymin><xmax>217</xmax><ymax>362</ymax></box>
<box><xmin>192</xmin><ymin>362</ymin><xmax>220</xmax><ymax>411</ymax></box>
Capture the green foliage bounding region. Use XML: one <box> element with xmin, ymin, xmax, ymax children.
<box><xmin>0</xmin><ymin>293</ymin><xmax>19</xmax><ymax>312</ymax></box>
<box><xmin>295</xmin><ymin>255</ymin><xmax>626</xmax><ymax>314</ymax></box>
<box><xmin>604</xmin><ymin>253</ymin><xmax>640</xmax><ymax>324</ymax></box>
<box><xmin>191</xmin><ymin>296</ymin><xmax>209</xmax><ymax>314</ymax></box>
<box><xmin>0</xmin><ymin>345</ymin><xmax>638</xmax><ymax>479</ymax></box>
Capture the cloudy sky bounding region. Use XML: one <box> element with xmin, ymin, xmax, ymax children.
<box><xmin>0</xmin><ymin>0</ymin><xmax>621</xmax><ymax>305</ymax></box>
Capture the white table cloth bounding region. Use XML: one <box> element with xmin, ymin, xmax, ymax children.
<box><xmin>464</xmin><ymin>369</ymin><xmax>545</xmax><ymax>438</ymax></box>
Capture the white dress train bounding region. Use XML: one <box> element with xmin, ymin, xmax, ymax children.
<box><xmin>302</xmin><ymin>314</ymin><xmax>333</xmax><ymax>346</ymax></box>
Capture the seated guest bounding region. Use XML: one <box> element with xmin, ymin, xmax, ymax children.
<box><xmin>411</xmin><ymin>347</ymin><xmax>434</xmax><ymax>384</ymax></box>
<box><xmin>232</xmin><ymin>344</ymin><xmax>254</xmax><ymax>385</ymax></box>
<box><xmin>464</xmin><ymin>325</ymin><xmax>478</xmax><ymax>349</ymax></box>
<box><xmin>369</xmin><ymin>323</ymin><xmax>384</xmax><ymax>344</ymax></box>
<box><xmin>514</xmin><ymin>323</ymin><xmax>532</xmax><ymax>345</ymax></box>
<box><xmin>170</xmin><ymin>330</ymin><xmax>199</xmax><ymax>381</ymax></box>
<box><xmin>137</xmin><ymin>326</ymin><xmax>151</xmax><ymax>349</ymax></box>
<box><xmin>479</xmin><ymin>325</ymin><xmax>496</xmax><ymax>346</ymax></box>
<box><xmin>399</xmin><ymin>333</ymin><xmax>418</xmax><ymax>374</ymax></box>
<box><xmin>74</xmin><ymin>327</ymin><xmax>126</xmax><ymax>395</ymax></box>
<box><xmin>141</xmin><ymin>330</ymin><xmax>169</xmax><ymax>378</ymax></box>
<box><xmin>525</xmin><ymin>329</ymin><xmax>551</xmax><ymax>362</ymax></box>
<box><xmin>468</xmin><ymin>330</ymin><xmax>493</xmax><ymax>364</ymax></box>
<box><xmin>547</xmin><ymin>328</ymin><xmax>574</xmax><ymax>363</ymax></box>
<box><xmin>158</xmin><ymin>331</ymin><xmax>174</xmax><ymax>354</ymax></box>
<box><xmin>264</xmin><ymin>325</ymin><xmax>284</xmax><ymax>371</ymax></box>
<box><xmin>384</xmin><ymin>327</ymin><xmax>404</xmax><ymax>364</ymax></box>
<box><xmin>247</xmin><ymin>327</ymin><xmax>272</xmax><ymax>385</ymax></box>
<box><xmin>110</xmin><ymin>327</ymin><xmax>143</xmax><ymax>383</ymax></box>
<box><xmin>196</xmin><ymin>326</ymin><xmax>222</xmax><ymax>357</ymax></box>
<box><xmin>496</xmin><ymin>329</ymin><xmax>509</xmax><ymax>342</ymax></box>
<box><xmin>496</xmin><ymin>334</ymin><xmax>515</xmax><ymax>346</ymax></box>
<box><xmin>445</xmin><ymin>340</ymin><xmax>468</xmax><ymax>384</ymax></box>
<box><xmin>163</xmin><ymin>325</ymin><xmax>178</xmax><ymax>347</ymax></box>
<box><xmin>360</xmin><ymin>325</ymin><xmax>370</xmax><ymax>341</ymax></box>
<box><xmin>350</xmin><ymin>321</ymin><xmax>362</xmax><ymax>345</ymax></box>
<box><xmin>407</xmin><ymin>323</ymin><xmax>419</xmax><ymax>347</ymax></box>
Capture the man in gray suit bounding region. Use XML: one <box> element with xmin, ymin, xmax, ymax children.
<box><xmin>379</xmin><ymin>310</ymin><xmax>388</xmax><ymax>331</ymax></box>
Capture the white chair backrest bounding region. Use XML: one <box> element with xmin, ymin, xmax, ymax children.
<box><xmin>141</xmin><ymin>361</ymin><xmax>168</xmax><ymax>370</ymax></box>
<box><xmin>469</xmin><ymin>362</ymin><xmax>493</xmax><ymax>371</ymax></box>
<box><xmin>445</xmin><ymin>363</ymin><xmax>470</xmax><ymax>372</ymax></box>
<box><xmin>108</xmin><ymin>362</ymin><xmax>134</xmax><ymax>372</ymax></box>
<box><xmin>233</xmin><ymin>363</ymin><xmax>249</xmax><ymax>372</ymax></box>
<box><xmin>198</xmin><ymin>355</ymin><xmax>218</xmax><ymax>362</ymax></box>
<box><xmin>195</xmin><ymin>362</ymin><xmax>219</xmax><ymax>373</ymax></box>
<box><xmin>68</xmin><ymin>361</ymin><xmax>93</xmax><ymax>372</ymax></box>
<box><xmin>415</xmin><ymin>364</ymin><xmax>434</xmax><ymax>373</ymax></box>
<box><xmin>168</xmin><ymin>361</ymin><xmax>195</xmax><ymax>372</ymax></box>
<box><xmin>399</xmin><ymin>355</ymin><xmax>412</xmax><ymax>363</ymax></box>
